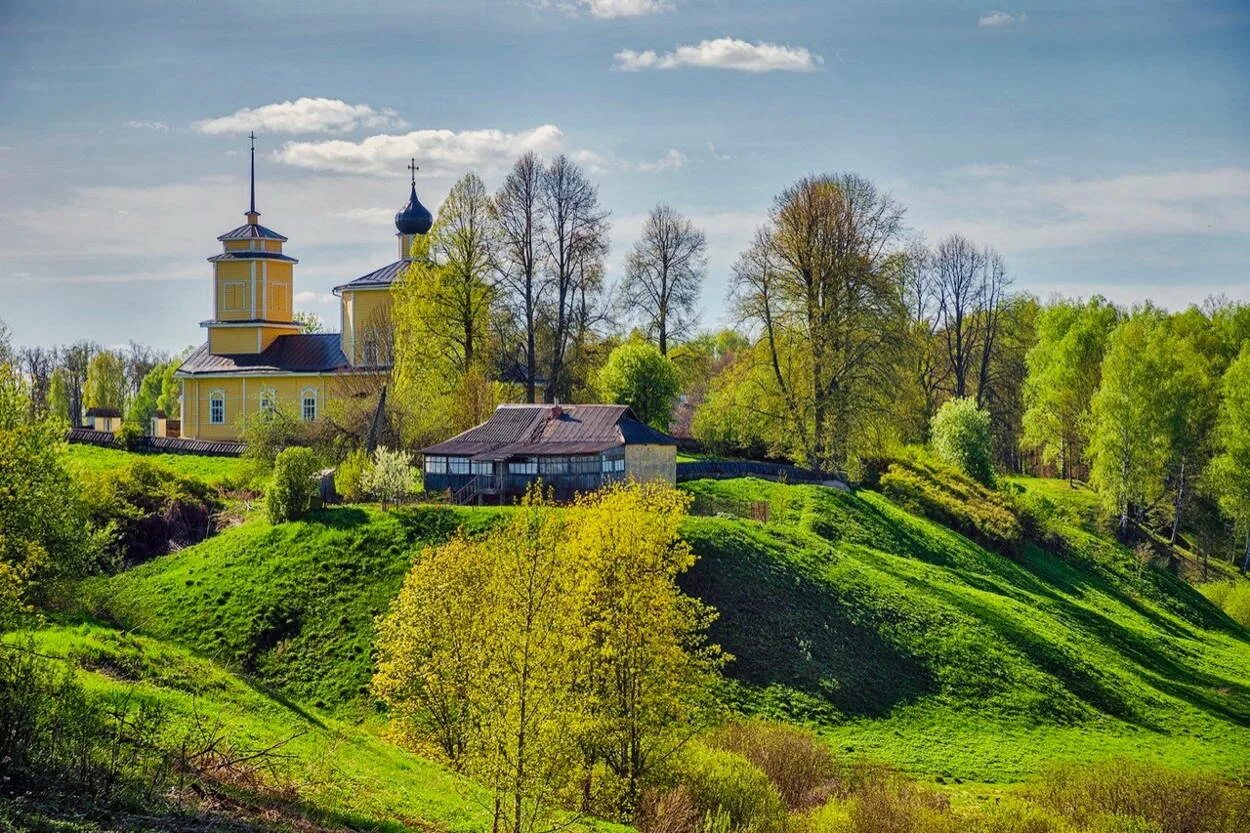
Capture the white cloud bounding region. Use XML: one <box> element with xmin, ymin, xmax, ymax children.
<box><xmin>275</xmin><ymin>125</ymin><xmax>566</xmax><ymax>176</ymax></box>
<box><xmin>636</xmin><ymin>149</ymin><xmax>686</xmax><ymax>172</ymax></box>
<box><xmin>978</xmin><ymin>10</ymin><xmax>1023</xmax><ymax>27</ymax></box>
<box><xmin>580</xmin><ymin>0</ymin><xmax>673</xmax><ymax>18</ymax></box>
<box><xmin>126</xmin><ymin>120</ymin><xmax>169</xmax><ymax>131</ymax></box>
<box><xmin>706</xmin><ymin>142</ymin><xmax>731</xmax><ymax>161</ymax></box>
<box><xmin>193</xmin><ymin>97</ymin><xmax>407</xmax><ymax>135</ymax></box>
<box><xmin>908</xmin><ymin>167</ymin><xmax>1250</xmax><ymax>252</ymax></box>
<box><xmin>614</xmin><ymin>38</ymin><xmax>823</xmax><ymax>73</ymax></box>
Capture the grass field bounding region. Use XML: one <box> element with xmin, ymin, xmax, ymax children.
<box><xmin>8</xmin><ymin>622</ymin><xmax>619</xmax><ymax>833</ymax></box>
<box><xmin>81</xmin><ymin>474</ymin><xmax>1250</xmax><ymax>788</ymax></box>
<box><xmin>65</xmin><ymin>443</ymin><xmax>258</xmax><ymax>487</ymax></box>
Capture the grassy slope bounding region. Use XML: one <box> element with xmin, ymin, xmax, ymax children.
<box><xmin>680</xmin><ymin>477</ymin><xmax>1250</xmax><ymax>781</ymax></box>
<box><xmin>65</xmin><ymin>443</ymin><xmax>256</xmax><ymax>487</ymax></box>
<box><xmin>15</xmin><ymin>623</ymin><xmax>496</xmax><ymax>833</ymax></box>
<box><xmin>83</xmin><ymin>480</ymin><xmax>1250</xmax><ymax>786</ymax></box>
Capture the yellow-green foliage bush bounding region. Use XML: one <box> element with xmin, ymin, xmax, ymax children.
<box><xmin>709</xmin><ymin>720</ymin><xmax>841</xmax><ymax>811</ymax></box>
<box><xmin>265</xmin><ymin>447</ymin><xmax>319</xmax><ymax>524</ymax></box>
<box><xmin>878</xmin><ymin>453</ymin><xmax>1022</xmax><ymax>554</ymax></box>
<box><xmin>1031</xmin><ymin>758</ymin><xmax>1250</xmax><ymax>833</ymax></box>
<box><xmin>334</xmin><ymin>448</ymin><xmax>369</xmax><ymax>503</ymax></box>
<box><xmin>1201</xmin><ymin>580</ymin><xmax>1250</xmax><ymax>628</ymax></box>
<box><xmin>667</xmin><ymin>742</ymin><xmax>788</xmax><ymax>833</ymax></box>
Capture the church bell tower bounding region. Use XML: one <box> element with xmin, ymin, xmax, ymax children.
<box><xmin>203</xmin><ymin>133</ymin><xmax>300</xmax><ymax>355</ymax></box>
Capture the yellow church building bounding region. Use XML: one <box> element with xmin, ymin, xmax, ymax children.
<box><xmin>175</xmin><ymin>143</ymin><xmax>433</xmax><ymax>441</ymax></box>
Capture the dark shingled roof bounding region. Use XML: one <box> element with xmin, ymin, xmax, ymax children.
<box><xmin>175</xmin><ymin>333</ymin><xmax>349</xmax><ymax>376</ymax></box>
<box><xmin>423</xmin><ymin>404</ymin><xmax>676</xmax><ymax>460</ymax></box>
<box><xmin>333</xmin><ymin>259</ymin><xmax>410</xmax><ymax>293</ymax></box>
<box><xmin>85</xmin><ymin>407</ymin><xmax>122</xmax><ymax>418</ymax></box>
<box><xmin>207</xmin><ymin>251</ymin><xmax>298</xmax><ymax>264</ymax></box>
<box><xmin>217</xmin><ymin>223</ymin><xmax>288</xmax><ymax>242</ymax></box>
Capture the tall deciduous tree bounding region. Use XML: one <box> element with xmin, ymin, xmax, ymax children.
<box><xmin>83</xmin><ymin>349</ymin><xmax>127</xmax><ymax>413</ymax></box>
<box><xmin>393</xmin><ymin>175</ymin><xmax>501</xmax><ymax>442</ymax></box>
<box><xmin>1021</xmin><ymin>297</ymin><xmax>1119</xmax><ymax>483</ymax></box>
<box><xmin>620</xmin><ymin>205</ymin><xmax>706</xmax><ymax>355</ymax></box>
<box><xmin>731</xmin><ymin>174</ymin><xmax>908</xmax><ymax>473</ymax></box>
<box><xmin>1208</xmin><ymin>345</ymin><xmax>1250</xmax><ymax>573</ymax></box>
<box><xmin>539</xmin><ymin>155</ymin><xmax>608</xmax><ymax>403</ymax></box>
<box><xmin>495</xmin><ymin>152</ymin><xmax>546</xmax><ymax>402</ymax></box>
<box><xmin>18</xmin><ymin>346</ymin><xmax>56</xmax><ymax>421</ymax></box>
<box><xmin>58</xmin><ymin>340</ymin><xmax>98</xmax><ymax>426</ymax></box>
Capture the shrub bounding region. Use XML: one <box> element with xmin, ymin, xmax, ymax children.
<box><xmin>1032</xmin><ymin>758</ymin><xmax>1250</xmax><ymax>833</ymax></box>
<box><xmin>113</xmin><ymin>420</ymin><xmax>146</xmax><ymax>451</ymax></box>
<box><xmin>878</xmin><ymin>453</ymin><xmax>1022</xmax><ymax>554</ymax></box>
<box><xmin>930</xmin><ymin>398</ymin><xmax>995</xmax><ymax>486</ymax></box>
<box><xmin>597</xmin><ymin>339</ymin><xmax>682</xmax><ymax>430</ymax></box>
<box><xmin>362</xmin><ymin>446</ymin><xmax>415</xmax><ymax>508</ymax></box>
<box><xmin>667</xmin><ymin>742</ymin><xmax>788</xmax><ymax>833</ymax></box>
<box><xmin>80</xmin><ymin>461</ymin><xmax>222</xmax><ymax>567</ymax></box>
<box><xmin>334</xmin><ymin>448</ymin><xmax>370</xmax><ymax>503</ymax></box>
<box><xmin>709</xmin><ymin>720</ymin><xmax>841</xmax><ymax>811</ymax></box>
<box><xmin>265</xmin><ymin>446</ymin><xmax>319</xmax><ymax>524</ymax></box>
<box><xmin>241</xmin><ymin>406</ymin><xmax>303</xmax><ymax>471</ymax></box>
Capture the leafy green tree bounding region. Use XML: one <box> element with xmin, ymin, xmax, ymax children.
<box><xmin>47</xmin><ymin>367</ymin><xmax>71</xmax><ymax>427</ymax></box>
<box><xmin>294</xmin><ymin>311</ymin><xmax>324</xmax><ymax>334</ymax></box>
<box><xmin>930</xmin><ymin>397</ymin><xmax>994</xmax><ymax>485</ymax></box>
<box><xmin>596</xmin><ymin>340</ymin><xmax>681</xmax><ymax>430</ymax></box>
<box><xmin>0</xmin><ymin>363</ymin><xmax>93</xmax><ymax>625</ymax></box>
<box><xmin>265</xmin><ymin>446</ymin><xmax>320</xmax><ymax>524</ymax></box>
<box><xmin>1208</xmin><ymin>345</ymin><xmax>1250</xmax><ymax>572</ymax></box>
<box><xmin>125</xmin><ymin>360</ymin><xmax>180</xmax><ymax>429</ymax></box>
<box><xmin>83</xmin><ymin>349</ymin><xmax>127</xmax><ymax>413</ymax></box>
<box><xmin>1088</xmin><ymin>311</ymin><xmax>1173</xmax><ymax>536</ymax></box>
<box><xmin>1021</xmin><ymin>297</ymin><xmax>1119</xmax><ymax>483</ymax></box>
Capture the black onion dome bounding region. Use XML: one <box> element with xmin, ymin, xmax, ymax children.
<box><xmin>395</xmin><ymin>184</ymin><xmax>433</xmax><ymax>235</ymax></box>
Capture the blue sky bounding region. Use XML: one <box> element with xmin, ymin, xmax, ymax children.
<box><xmin>1</xmin><ymin>0</ymin><xmax>1247</xmax><ymax>354</ymax></box>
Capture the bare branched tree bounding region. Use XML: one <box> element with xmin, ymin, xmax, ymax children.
<box><xmin>933</xmin><ymin>234</ymin><xmax>987</xmax><ymax>400</ymax></box>
<box><xmin>538</xmin><ymin>155</ymin><xmax>608</xmax><ymax>402</ymax></box>
<box><xmin>620</xmin><ymin>205</ymin><xmax>706</xmax><ymax>355</ymax></box>
<box><xmin>732</xmin><ymin>173</ymin><xmax>908</xmax><ymax>472</ymax></box>
<box><xmin>494</xmin><ymin>152</ymin><xmax>546</xmax><ymax>402</ymax></box>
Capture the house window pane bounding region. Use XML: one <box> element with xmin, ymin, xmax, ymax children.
<box><xmin>471</xmin><ymin>461</ymin><xmax>494</xmax><ymax>476</ymax></box>
<box><xmin>302</xmin><ymin>392</ymin><xmax>317</xmax><ymax>422</ymax></box>
<box><xmin>448</xmin><ymin>457</ymin><xmax>470</xmax><ymax>475</ymax></box>
<box><xmin>259</xmin><ymin>390</ymin><xmax>276</xmax><ymax>413</ymax></box>
<box><xmin>425</xmin><ymin>455</ymin><xmax>447</xmax><ymax>474</ymax></box>
<box><xmin>209</xmin><ymin>393</ymin><xmax>225</xmax><ymax>424</ymax></box>
<box><xmin>540</xmin><ymin>456</ymin><xmax>569</xmax><ymax>475</ymax></box>
<box><xmin>508</xmin><ymin>458</ymin><xmax>537</xmax><ymax>475</ymax></box>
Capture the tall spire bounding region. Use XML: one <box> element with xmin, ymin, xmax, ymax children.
<box><xmin>246</xmin><ymin>131</ymin><xmax>260</xmax><ymax>225</ymax></box>
<box><xmin>408</xmin><ymin>157</ymin><xmax>418</xmax><ymax>188</ymax></box>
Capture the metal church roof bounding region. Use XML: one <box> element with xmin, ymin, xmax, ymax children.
<box><xmin>333</xmin><ymin>259</ymin><xmax>410</xmax><ymax>293</ymax></box>
<box><xmin>207</xmin><ymin>251</ymin><xmax>299</xmax><ymax>264</ymax></box>
<box><xmin>217</xmin><ymin>223</ymin><xmax>288</xmax><ymax>242</ymax></box>
<box><xmin>175</xmin><ymin>333</ymin><xmax>350</xmax><ymax>376</ymax></box>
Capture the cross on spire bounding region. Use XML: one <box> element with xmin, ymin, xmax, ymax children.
<box><xmin>248</xmin><ymin>131</ymin><xmax>257</xmax><ymax>218</ymax></box>
<box><xmin>408</xmin><ymin>158</ymin><xmax>419</xmax><ymax>188</ymax></box>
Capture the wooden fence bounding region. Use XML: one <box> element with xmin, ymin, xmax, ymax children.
<box><xmin>65</xmin><ymin>428</ymin><xmax>245</xmax><ymax>457</ymax></box>
<box><xmin>675</xmin><ymin>460</ymin><xmax>833</xmax><ymax>484</ymax></box>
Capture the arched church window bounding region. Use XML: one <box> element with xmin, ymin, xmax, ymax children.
<box><xmin>209</xmin><ymin>390</ymin><xmax>225</xmax><ymax>424</ymax></box>
<box><xmin>259</xmin><ymin>388</ymin><xmax>277</xmax><ymax>413</ymax></box>
<box><xmin>301</xmin><ymin>389</ymin><xmax>318</xmax><ymax>422</ymax></box>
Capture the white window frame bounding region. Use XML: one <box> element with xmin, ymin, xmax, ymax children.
<box><xmin>300</xmin><ymin>388</ymin><xmax>317</xmax><ymax>422</ymax></box>
<box><xmin>259</xmin><ymin>388</ymin><xmax>277</xmax><ymax>413</ymax></box>
<box><xmin>424</xmin><ymin>455</ymin><xmax>448</xmax><ymax>475</ymax></box>
<box><xmin>508</xmin><ymin>457</ymin><xmax>538</xmax><ymax>475</ymax></box>
<box><xmin>209</xmin><ymin>390</ymin><xmax>225</xmax><ymax>424</ymax></box>
<box><xmin>448</xmin><ymin>456</ymin><xmax>470</xmax><ymax>475</ymax></box>
<box><xmin>471</xmin><ymin>461</ymin><xmax>494</xmax><ymax>476</ymax></box>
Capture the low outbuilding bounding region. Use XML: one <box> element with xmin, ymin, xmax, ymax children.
<box><xmin>422</xmin><ymin>403</ymin><xmax>677</xmax><ymax>502</ymax></box>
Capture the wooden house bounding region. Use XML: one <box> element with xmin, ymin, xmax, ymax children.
<box><xmin>422</xmin><ymin>404</ymin><xmax>677</xmax><ymax>503</ymax></box>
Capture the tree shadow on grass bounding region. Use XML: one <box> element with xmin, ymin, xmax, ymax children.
<box><xmin>681</xmin><ymin>520</ymin><xmax>938</xmax><ymax>718</ymax></box>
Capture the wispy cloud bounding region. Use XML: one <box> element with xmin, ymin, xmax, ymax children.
<box><xmin>614</xmin><ymin>37</ymin><xmax>823</xmax><ymax>73</ymax></box>
<box><xmin>636</xmin><ymin>148</ymin><xmax>686</xmax><ymax>172</ymax></box>
<box><xmin>294</xmin><ymin>290</ymin><xmax>336</xmax><ymax>305</ymax></box>
<box><xmin>275</xmin><ymin>125</ymin><xmax>566</xmax><ymax>176</ymax></box>
<box><xmin>912</xmin><ymin>167</ymin><xmax>1250</xmax><ymax>252</ymax></box>
<box><xmin>580</xmin><ymin>0</ymin><xmax>673</xmax><ymax>18</ymax></box>
<box><xmin>706</xmin><ymin>142</ymin><xmax>731</xmax><ymax>161</ymax></box>
<box><xmin>126</xmin><ymin>120</ymin><xmax>169</xmax><ymax>131</ymax></box>
<box><xmin>978</xmin><ymin>10</ymin><xmax>1024</xmax><ymax>27</ymax></box>
<box><xmin>193</xmin><ymin>97</ymin><xmax>407</xmax><ymax>135</ymax></box>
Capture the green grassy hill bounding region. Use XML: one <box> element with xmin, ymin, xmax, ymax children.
<box><xmin>65</xmin><ymin>444</ymin><xmax>257</xmax><ymax>487</ymax></box>
<box><xmin>79</xmin><ymin>475</ymin><xmax>1250</xmax><ymax>786</ymax></box>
